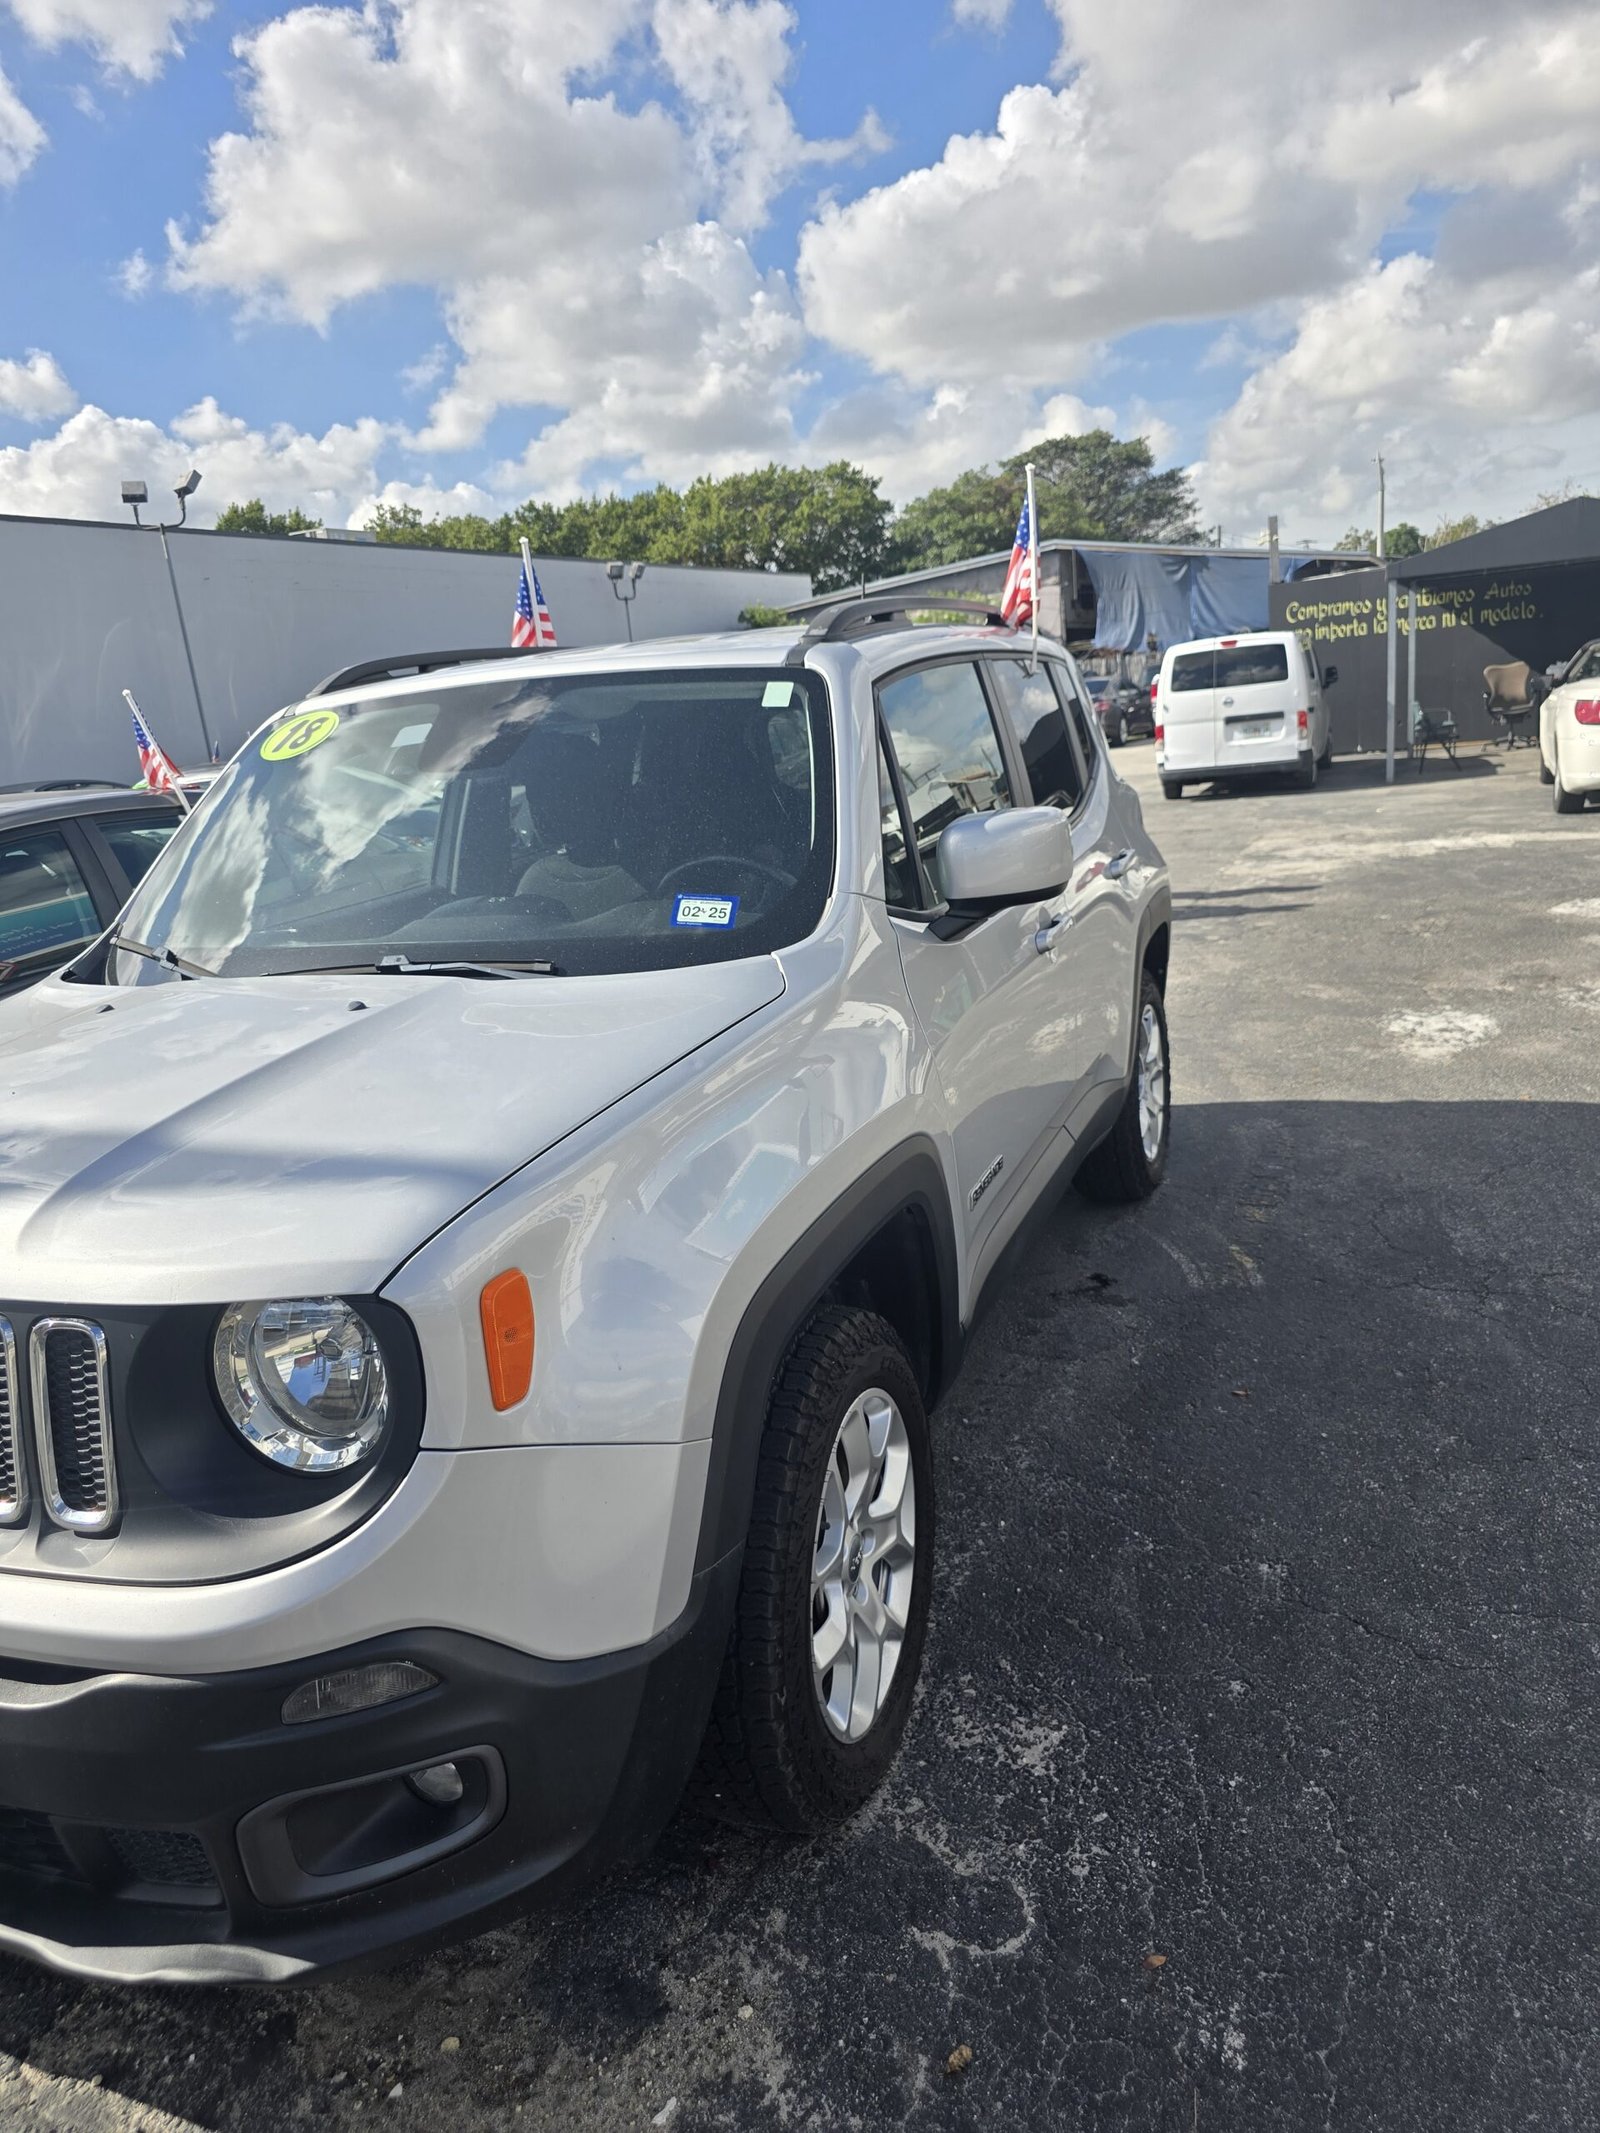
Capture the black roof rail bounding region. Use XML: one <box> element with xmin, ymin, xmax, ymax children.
<box><xmin>0</xmin><ymin>777</ymin><xmax>122</xmax><ymax>794</ymax></box>
<box><xmin>784</xmin><ymin>596</ymin><xmax>1015</xmax><ymax>665</ymax></box>
<box><xmin>308</xmin><ymin>646</ymin><xmax>536</xmax><ymax>697</ymax></box>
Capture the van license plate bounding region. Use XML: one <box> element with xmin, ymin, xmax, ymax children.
<box><xmin>1236</xmin><ymin>719</ymin><xmax>1276</xmax><ymax>739</ymax></box>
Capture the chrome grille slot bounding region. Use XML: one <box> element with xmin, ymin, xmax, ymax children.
<box><xmin>29</xmin><ymin>1318</ymin><xmax>118</xmax><ymax>1534</ymax></box>
<box><xmin>0</xmin><ymin>1318</ymin><xmax>23</xmax><ymax>1525</ymax></box>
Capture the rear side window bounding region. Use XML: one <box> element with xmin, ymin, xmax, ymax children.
<box><xmin>987</xmin><ymin>659</ymin><xmax>1083</xmax><ymax>810</ymax></box>
<box><xmin>878</xmin><ymin>661</ymin><xmax>1011</xmax><ymax>904</ymax></box>
<box><xmin>1215</xmin><ymin>643</ymin><xmax>1290</xmax><ymax>688</ymax></box>
<box><xmin>1054</xmin><ymin>667</ymin><xmax>1104</xmax><ymax>790</ymax></box>
<box><xmin>91</xmin><ymin>811</ymin><xmax>179</xmax><ymax>892</ymax></box>
<box><xmin>1170</xmin><ymin>651</ymin><xmax>1215</xmax><ymax>693</ymax></box>
<box><xmin>0</xmin><ymin>827</ymin><xmax>99</xmax><ymax>971</ymax></box>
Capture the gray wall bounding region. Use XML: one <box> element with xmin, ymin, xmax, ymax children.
<box><xmin>0</xmin><ymin>515</ymin><xmax>809</xmax><ymax>784</ymax></box>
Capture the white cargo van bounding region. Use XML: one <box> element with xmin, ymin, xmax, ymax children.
<box><xmin>1155</xmin><ymin>632</ymin><xmax>1335</xmax><ymax>800</ymax></box>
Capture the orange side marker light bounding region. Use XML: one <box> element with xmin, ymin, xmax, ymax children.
<box><xmin>479</xmin><ymin>1270</ymin><xmax>535</xmax><ymax>1411</ymax></box>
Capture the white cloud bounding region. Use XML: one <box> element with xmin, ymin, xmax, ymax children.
<box><xmin>0</xmin><ymin>400</ymin><xmax>396</xmax><ymax>526</ymax></box>
<box><xmin>159</xmin><ymin>0</ymin><xmax>879</xmax><ymax>495</ymax></box>
<box><xmin>0</xmin><ymin>350</ymin><xmax>78</xmax><ymax>422</ymax></box>
<box><xmin>1195</xmin><ymin>253</ymin><xmax>1600</xmax><ymax>537</ymax></box>
<box><xmin>952</xmin><ymin>0</ymin><xmax>1013</xmax><ymax>26</ymax></box>
<box><xmin>116</xmin><ymin>248</ymin><xmax>153</xmax><ymax>299</ymax></box>
<box><xmin>793</xmin><ymin>0</ymin><xmax>1600</xmax><ymax>510</ymax></box>
<box><xmin>0</xmin><ymin>62</ymin><xmax>46</xmax><ymax>186</ymax></box>
<box><xmin>4</xmin><ymin>0</ymin><xmax>212</xmax><ymax>80</ymax></box>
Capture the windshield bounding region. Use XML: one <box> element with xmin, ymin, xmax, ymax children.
<box><xmin>111</xmin><ymin>666</ymin><xmax>835</xmax><ymax>981</ymax></box>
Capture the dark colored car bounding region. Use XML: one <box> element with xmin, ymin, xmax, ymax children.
<box><xmin>1083</xmin><ymin>674</ymin><xmax>1156</xmax><ymax>749</ymax></box>
<box><xmin>0</xmin><ymin>784</ymin><xmax>184</xmax><ymax>997</ymax></box>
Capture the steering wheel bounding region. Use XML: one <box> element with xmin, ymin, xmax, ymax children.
<box><xmin>654</xmin><ymin>856</ymin><xmax>794</xmax><ymax>900</ymax></box>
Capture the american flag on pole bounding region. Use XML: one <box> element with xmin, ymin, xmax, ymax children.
<box><xmin>127</xmin><ymin>696</ymin><xmax>183</xmax><ymax>797</ymax></box>
<box><xmin>513</xmin><ymin>548</ymin><xmax>558</xmax><ymax>649</ymax></box>
<box><xmin>999</xmin><ymin>489</ymin><xmax>1036</xmax><ymax>629</ymax></box>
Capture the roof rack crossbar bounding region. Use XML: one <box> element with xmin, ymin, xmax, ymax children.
<box><xmin>784</xmin><ymin>597</ymin><xmax>1014</xmax><ymax>665</ymax></box>
<box><xmin>308</xmin><ymin>647</ymin><xmax>535</xmax><ymax>697</ymax></box>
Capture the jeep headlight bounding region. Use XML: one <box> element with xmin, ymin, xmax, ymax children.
<box><xmin>213</xmin><ymin>1299</ymin><xmax>389</xmax><ymax>1473</ymax></box>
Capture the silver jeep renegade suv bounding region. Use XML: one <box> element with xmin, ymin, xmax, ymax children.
<box><xmin>0</xmin><ymin>601</ymin><xmax>1171</xmax><ymax>1982</ymax></box>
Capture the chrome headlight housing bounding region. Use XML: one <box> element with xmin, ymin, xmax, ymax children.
<box><xmin>213</xmin><ymin>1298</ymin><xmax>390</xmax><ymax>1473</ymax></box>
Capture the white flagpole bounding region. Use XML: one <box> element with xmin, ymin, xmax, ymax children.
<box><xmin>1026</xmin><ymin>460</ymin><xmax>1040</xmax><ymax>673</ymax></box>
<box><xmin>123</xmin><ymin>688</ymin><xmax>192</xmax><ymax>813</ymax></box>
<box><xmin>517</xmin><ymin>537</ymin><xmax>544</xmax><ymax>648</ymax></box>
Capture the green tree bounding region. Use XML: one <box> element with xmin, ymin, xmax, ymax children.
<box><xmin>1334</xmin><ymin>526</ymin><xmax>1376</xmax><ymax>553</ymax></box>
<box><xmin>1007</xmin><ymin>429</ymin><xmax>1202</xmax><ymax>545</ymax></box>
<box><xmin>214</xmin><ymin>498</ymin><xmax>323</xmax><ymax>536</ymax></box>
<box><xmin>889</xmin><ymin>465</ymin><xmax>1023</xmax><ymax>571</ymax></box>
<box><xmin>1425</xmin><ymin>514</ymin><xmax>1484</xmax><ymax>549</ymax></box>
<box><xmin>1385</xmin><ymin>522</ymin><xmax>1425</xmax><ymax>557</ymax></box>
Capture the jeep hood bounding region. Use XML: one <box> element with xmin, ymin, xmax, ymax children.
<box><xmin>0</xmin><ymin>962</ymin><xmax>784</xmax><ymax>1303</ymax></box>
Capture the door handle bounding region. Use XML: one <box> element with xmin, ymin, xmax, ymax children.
<box><xmin>1034</xmin><ymin>915</ymin><xmax>1073</xmax><ymax>954</ymax></box>
<box><xmin>1221</xmin><ymin>695</ymin><xmax>1235</xmax><ymax>707</ymax></box>
<box><xmin>1105</xmin><ymin>847</ymin><xmax>1137</xmax><ymax>880</ymax></box>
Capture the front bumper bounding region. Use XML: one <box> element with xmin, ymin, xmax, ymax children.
<box><xmin>0</xmin><ymin>1549</ymin><xmax>739</xmax><ymax>1985</ymax></box>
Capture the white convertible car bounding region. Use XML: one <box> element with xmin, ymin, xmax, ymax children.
<box><xmin>1540</xmin><ymin>640</ymin><xmax>1600</xmax><ymax>813</ymax></box>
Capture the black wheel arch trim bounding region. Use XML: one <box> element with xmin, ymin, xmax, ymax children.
<box><xmin>693</xmin><ymin>1136</ymin><xmax>961</xmax><ymax>1573</ymax></box>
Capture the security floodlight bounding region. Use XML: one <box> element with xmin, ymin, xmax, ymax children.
<box><xmin>173</xmin><ymin>468</ymin><xmax>202</xmax><ymax>526</ymax></box>
<box><xmin>121</xmin><ymin>480</ymin><xmax>148</xmax><ymax>505</ymax></box>
<box><xmin>607</xmin><ymin>558</ymin><xmax>644</xmax><ymax>640</ymax></box>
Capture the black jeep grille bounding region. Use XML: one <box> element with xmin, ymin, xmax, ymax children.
<box><xmin>0</xmin><ymin>1318</ymin><xmax>21</xmax><ymax>1524</ymax></box>
<box><xmin>31</xmin><ymin>1320</ymin><xmax>117</xmax><ymax>1532</ymax></box>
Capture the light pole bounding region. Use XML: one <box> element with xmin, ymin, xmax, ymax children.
<box><xmin>121</xmin><ymin>468</ymin><xmax>214</xmax><ymax>760</ymax></box>
<box><xmin>1376</xmin><ymin>453</ymin><xmax>1386</xmax><ymax>559</ymax></box>
<box><xmin>606</xmin><ymin>559</ymin><xmax>646</xmax><ymax>642</ymax></box>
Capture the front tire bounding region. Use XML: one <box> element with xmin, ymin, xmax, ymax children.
<box><xmin>1076</xmin><ymin>972</ymin><xmax>1171</xmax><ymax>1203</ymax></box>
<box><xmin>1539</xmin><ymin>749</ymin><xmax>1554</xmax><ymax>786</ymax></box>
<box><xmin>693</xmin><ymin>1307</ymin><xmax>934</xmax><ymax>1833</ymax></box>
<box><xmin>1117</xmin><ymin>712</ymin><xmax>1131</xmax><ymax>747</ymax></box>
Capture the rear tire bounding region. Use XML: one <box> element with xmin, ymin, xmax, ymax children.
<box><xmin>1539</xmin><ymin>748</ymin><xmax>1555</xmax><ymax>786</ymax></box>
<box><xmin>1161</xmin><ymin>779</ymin><xmax>1184</xmax><ymax>801</ymax></box>
<box><xmin>1076</xmin><ymin>973</ymin><xmax>1171</xmax><ymax>1204</ymax></box>
<box><xmin>1117</xmin><ymin>712</ymin><xmax>1131</xmax><ymax>747</ymax></box>
<box><xmin>1296</xmin><ymin>750</ymin><xmax>1318</xmax><ymax>790</ymax></box>
<box><xmin>692</xmin><ymin>1307</ymin><xmax>933</xmax><ymax>1834</ymax></box>
<box><xmin>1553</xmin><ymin>746</ymin><xmax>1585</xmax><ymax>813</ymax></box>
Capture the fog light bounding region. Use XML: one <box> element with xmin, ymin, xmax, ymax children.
<box><xmin>408</xmin><ymin>1762</ymin><xmax>465</xmax><ymax>1805</ymax></box>
<box><xmin>281</xmin><ymin>1661</ymin><xmax>438</xmax><ymax>1726</ymax></box>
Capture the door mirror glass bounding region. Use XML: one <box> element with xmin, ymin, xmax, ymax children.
<box><xmin>937</xmin><ymin>806</ymin><xmax>1073</xmax><ymax>910</ymax></box>
<box><xmin>1323</xmin><ymin>664</ymin><xmax>1339</xmax><ymax>687</ymax></box>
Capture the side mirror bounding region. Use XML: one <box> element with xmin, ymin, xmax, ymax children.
<box><xmin>937</xmin><ymin>807</ymin><xmax>1073</xmax><ymax>913</ymax></box>
<box><xmin>1323</xmin><ymin>664</ymin><xmax>1339</xmax><ymax>687</ymax></box>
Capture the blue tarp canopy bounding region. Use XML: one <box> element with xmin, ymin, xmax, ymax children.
<box><xmin>1079</xmin><ymin>549</ymin><xmax>1270</xmax><ymax>651</ymax></box>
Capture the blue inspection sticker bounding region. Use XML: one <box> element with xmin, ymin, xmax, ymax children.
<box><xmin>671</xmin><ymin>893</ymin><xmax>740</xmax><ymax>929</ymax></box>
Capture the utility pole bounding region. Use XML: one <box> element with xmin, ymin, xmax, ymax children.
<box><xmin>1376</xmin><ymin>454</ymin><xmax>1386</xmax><ymax>560</ymax></box>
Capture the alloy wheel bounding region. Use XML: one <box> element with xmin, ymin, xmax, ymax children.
<box><xmin>1136</xmin><ymin>1001</ymin><xmax>1167</xmax><ymax>1162</ymax></box>
<box><xmin>811</xmin><ymin>1389</ymin><xmax>916</xmax><ymax>1743</ymax></box>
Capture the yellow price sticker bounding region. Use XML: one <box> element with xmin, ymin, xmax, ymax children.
<box><xmin>261</xmin><ymin>709</ymin><xmax>341</xmax><ymax>762</ymax></box>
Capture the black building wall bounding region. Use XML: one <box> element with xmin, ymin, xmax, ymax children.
<box><xmin>1269</xmin><ymin>562</ymin><xmax>1600</xmax><ymax>753</ymax></box>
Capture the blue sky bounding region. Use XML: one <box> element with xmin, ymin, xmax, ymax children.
<box><xmin>0</xmin><ymin>1</ymin><xmax>1594</xmax><ymax>539</ymax></box>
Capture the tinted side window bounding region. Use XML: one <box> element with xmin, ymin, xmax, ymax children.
<box><xmin>1053</xmin><ymin>666</ymin><xmax>1103</xmax><ymax>793</ymax></box>
<box><xmin>878</xmin><ymin>662</ymin><xmax>1011</xmax><ymax>904</ymax></box>
<box><xmin>1170</xmin><ymin>651</ymin><xmax>1215</xmax><ymax>693</ymax></box>
<box><xmin>0</xmin><ymin>827</ymin><xmax>99</xmax><ymax>973</ymax></box>
<box><xmin>1215</xmin><ymin>644</ymin><xmax>1290</xmax><ymax>688</ymax></box>
<box><xmin>988</xmin><ymin>658</ymin><xmax>1083</xmax><ymax>809</ymax></box>
<box><xmin>92</xmin><ymin>812</ymin><xmax>179</xmax><ymax>892</ymax></box>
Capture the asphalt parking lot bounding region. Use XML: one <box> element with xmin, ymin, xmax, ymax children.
<box><xmin>4</xmin><ymin>737</ymin><xmax>1599</xmax><ymax>2133</ymax></box>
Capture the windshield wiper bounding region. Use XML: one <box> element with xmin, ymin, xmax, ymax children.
<box><xmin>373</xmin><ymin>953</ymin><xmax>562</xmax><ymax>980</ymax></box>
<box><xmin>105</xmin><ymin>931</ymin><xmax>215</xmax><ymax>980</ymax></box>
